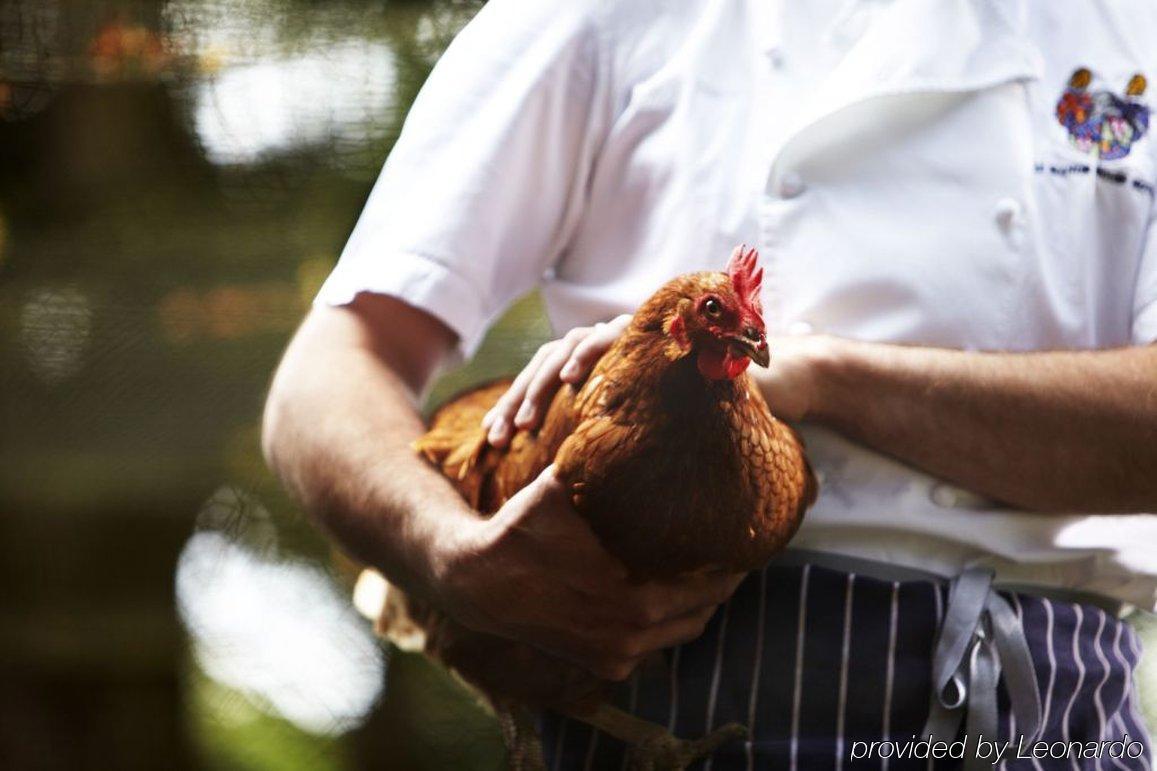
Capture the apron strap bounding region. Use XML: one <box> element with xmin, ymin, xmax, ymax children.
<box><xmin>922</xmin><ymin>567</ymin><xmax>1043</xmax><ymax>769</ymax></box>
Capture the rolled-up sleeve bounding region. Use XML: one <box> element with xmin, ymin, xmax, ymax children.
<box><xmin>316</xmin><ymin>0</ymin><xmax>609</xmax><ymax>357</ymax></box>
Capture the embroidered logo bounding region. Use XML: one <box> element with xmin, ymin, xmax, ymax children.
<box><xmin>1055</xmin><ymin>68</ymin><xmax>1149</xmax><ymax>160</ymax></box>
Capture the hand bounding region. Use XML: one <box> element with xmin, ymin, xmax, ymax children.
<box><xmin>431</xmin><ymin>466</ymin><xmax>744</xmax><ymax>681</ymax></box>
<box><xmin>481</xmin><ymin>315</ymin><xmax>632</xmax><ymax>446</ymax></box>
<box><xmin>479</xmin><ymin>315</ymin><xmax>839</xmax><ymax>430</ymax></box>
<box><xmin>751</xmin><ymin>333</ymin><xmax>841</xmax><ymax>423</ymax></box>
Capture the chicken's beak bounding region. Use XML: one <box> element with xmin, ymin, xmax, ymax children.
<box><xmin>727</xmin><ymin>331</ymin><xmax>770</xmax><ymax>368</ymax></box>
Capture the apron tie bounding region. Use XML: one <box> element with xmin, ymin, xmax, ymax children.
<box><xmin>922</xmin><ymin>567</ymin><xmax>1043</xmax><ymax>768</ymax></box>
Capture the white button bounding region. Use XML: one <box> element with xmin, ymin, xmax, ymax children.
<box><xmin>787</xmin><ymin>320</ymin><xmax>814</xmax><ymax>336</ymax></box>
<box><xmin>778</xmin><ymin>171</ymin><xmax>805</xmax><ymax>198</ymax></box>
<box><xmin>930</xmin><ymin>483</ymin><xmax>993</xmax><ymax>509</ymax></box>
<box><xmin>994</xmin><ymin>197</ymin><xmax>1022</xmax><ymax>229</ymax></box>
<box><xmin>930</xmin><ymin>484</ymin><xmax>963</xmax><ymax>508</ymax></box>
<box><xmin>766</xmin><ymin>47</ymin><xmax>785</xmax><ymax>68</ymax></box>
<box><xmin>352</xmin><ymin>569</ymin><xmax>388</xmax><ymax>621</ymax></box>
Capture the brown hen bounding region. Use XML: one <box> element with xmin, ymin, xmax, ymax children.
<box><xmin>369</xmin><ymin>246</ymin><xmax>817</xmax><ymax>770</ymax></box>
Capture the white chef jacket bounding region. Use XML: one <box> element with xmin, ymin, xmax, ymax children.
<box><xmin>317</xmin><ymin>0</ymin><xmax>1157</xmax><ymax>608</ymax></box>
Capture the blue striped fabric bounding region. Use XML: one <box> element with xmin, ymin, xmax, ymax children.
<box><xmin>541</xmin><ymin>561</ymin><xmax>1152</xmax><ymax>770</ymax></box>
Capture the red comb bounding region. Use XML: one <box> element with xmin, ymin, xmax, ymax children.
<box><xmin>726</xmin><ymin>244</ymin><xmax>763</xmax><ymax>316</ymax></box>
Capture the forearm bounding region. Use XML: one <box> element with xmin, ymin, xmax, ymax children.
<box><xmin>262</xmin><ymin>304</ymin><xmax>476</xmax><ymax>600</ymax></box>
<box><xmin>799</xmin><ymin>339</ymin><xmax>1157</xmax><ymax>512</ymax></box>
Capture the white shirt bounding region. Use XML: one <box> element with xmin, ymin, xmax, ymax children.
<box><xmin>318</xmin><ymin>0</ymin><xmax>1157</xmax><ymax>608</ymax></box>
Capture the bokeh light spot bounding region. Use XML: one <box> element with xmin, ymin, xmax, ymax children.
<box><xmin>177</xmin><ymin>489</ymin><xmax>384</xmax><ymax>736</ymax></box>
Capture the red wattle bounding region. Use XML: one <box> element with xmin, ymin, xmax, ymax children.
<box><xmin>725</xmin><ymin>354</ymin><xmax>751</xmax><ymax>379</ymax></box>
<box><xmin>697</xmin><ymin>348</ymin><xmax>750</xmax><ymax>380</ymax></box>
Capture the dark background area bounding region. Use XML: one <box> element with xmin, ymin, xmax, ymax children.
<box><xmin>0</xmin><ymin>0</ymin><xmax>550</xmax><ymax>768</ymax></box>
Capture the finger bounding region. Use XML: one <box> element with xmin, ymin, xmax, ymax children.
<box><xmin>503</xmin><ymin>582</ymin><xmax>712</xmax><ymax>681</ymax></box>
<box><xmin>491</xmin><ymin>467</ymin><xmax>633</xmax><ymax>590</ymax></box>
<box><xmin>645</xmin><ymin>603</ymin><xmax>719</xmax><ymax>648</ymax></box>
<box><xmin>535</xmin><ymin>638</ymin><xmax>641</xmax><ymax>683</ymax></box>
<box><xmin>528</xmin><ymin>463</ymin><xmax>565</xmax><ymax>497</ymax></box>
<box><xmin>593</xmin><ymin>605</ymin><xmax>718</xmax><ymax>674</ymax></box>
<box><xmin>506</xmin><ymin>464</ymin><xmax>584</xmax><ymax>527</ymax></box>
<box><xmin>561</xmin><ymin>315</ymin><xmax>630</xmax><ymax>382</ymax></box>
<box><xmin>589</xmin><ymin>656</ymin><xmax>645</xmax><ymax>683</ymax></box>
<box><xmin>495</xmin><ymin>464</ymin><xmax>565</xmax><ymax>524</ymax></box>
<box><xmin>665</xmin><ymin>569</ymin><xmax>746</xmax><ymax>602</ymax></box>
<box><xmin>544</xmin><ymin>624</ymin><xmax>648</xmax><ymax>682</ymax></box>
<box><xmin>496</xmin><ymin>343</ymin><xmax>553</xmax><ymax>421</ymax></box>
<box><xmin>618</xmin><ymin>571</ymin><xmax>746</xmax><ymax>626</ymax></box>
<box><xmin>515</xmin><ymin>328</ymin><xmax>590</xmax><ymax>429</ymax></box>
<box><xmin>526</xmin><ymin>601</ymin><xmax>711</xmax><ymax>682</ymax></box>
<box><xmin>486</xmin><ymin>342</ymin><xmax>554</xmax><ymax>445</ymax></box>
<box><xmin>511</xmin><ymin>610</ymin><xmax>641</xmax><ymax>681</ymax></box>
<box><xmin>560</xmin><ymin>326</ymin><xmax>613</xmax><ymax>382</ymax></box>
<box><xmin>525</xmin><ymin>473</ymin><xmax>632</xmax><ymax>580</ymax></box>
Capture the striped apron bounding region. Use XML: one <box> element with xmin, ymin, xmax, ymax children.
<box><xmin>541</xmin><ymin>552</ymin><xmax>1152</xmax><ymax>770</ymax></box>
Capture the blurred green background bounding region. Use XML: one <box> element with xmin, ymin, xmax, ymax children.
<box><xmin>0</xmin><ymin>1</ymin><xmax>1154</xmax><ymax>770</ymax></box>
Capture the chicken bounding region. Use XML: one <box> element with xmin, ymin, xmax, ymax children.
<box><xmin>367</xmin><ymin>246</ymin><xmax>817</xmax><ymax>770</ymax></box>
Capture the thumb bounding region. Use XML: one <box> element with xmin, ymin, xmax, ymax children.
<box><xmin>531</xmin><ymin>464</ymin><xmax>566</xmax><ymax>497</ymax></box>
<box><xmin>501</xmin><ymin>465</ymin><xmax>564</xmax><ymax>515</ymax></box>
<box><xmin>494</xmin><ymin>464</ymin><xmax>572</xmax><ymax>531</ymax></box>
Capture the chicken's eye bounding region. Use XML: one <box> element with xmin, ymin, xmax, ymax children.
<box><xmin>703</xmin><ymin>298</ymin><xmax>722</xmax><ymax>318</ymax></box>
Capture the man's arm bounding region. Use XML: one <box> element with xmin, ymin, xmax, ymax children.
<box><xmin>262</xmin><ymin>296</ymin><xmax>740</xmax><ymax>680</ymax></box>
<box><xmin>262</xmin><ymin>294</ymin><xmax>468</xmax><ymax>594</ymax></box>
<box><xmin>490</xmin><ymin>328</ymin><xmax>1157</xmax><ymax>513</ymax></box>
<box><xmin>779</xmin><ymin>337</ymin><xmax>1157</xmax><ymax>512</ymax></box>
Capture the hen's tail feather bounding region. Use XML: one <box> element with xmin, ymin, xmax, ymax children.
<box><xmin>414</xmin><ymin>428</ymin><xmax>490</xmax><ymax>504</ymax></box>
<box><xmin>412</xmin><ymin>378</ymin><xmax>514</xmax><ymax>510</ymax></box>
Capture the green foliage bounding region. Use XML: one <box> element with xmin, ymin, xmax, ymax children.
<box><xmin>188</xmin><ymin>667</ymin><xmax>354</xmax><ymax>771</ymax></box>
